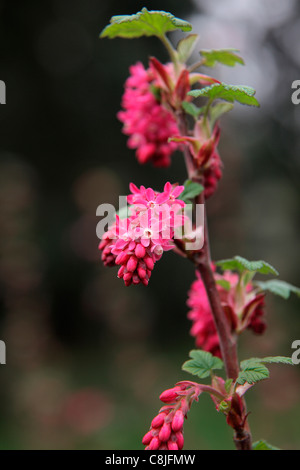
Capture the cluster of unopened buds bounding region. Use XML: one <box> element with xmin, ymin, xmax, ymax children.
<box><xmin>142</xmin><ymin>382</ymin><xmax>201</xmax><ymax>450</ymax></box>
<box><xmin>187</xmin><ymin>269</ymin><xmax>266</xmax><ymax>357</ymax></box>
<box><xmin>99</xmin><ymin>182</ymin><xmax>187</xmax><ymax>286</ymax></box>
<box><xmin>142</xmin><ymin>377</ymin><xmax>250</xmax><ymax>450</ymax></box>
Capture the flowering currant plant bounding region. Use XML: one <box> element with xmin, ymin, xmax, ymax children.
<box><xmin>99</xmin><ymin>8</ymin><xmax>300</xmax><ymax>450</ymax></box>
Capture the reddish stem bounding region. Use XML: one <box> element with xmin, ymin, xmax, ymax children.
<box><xmin>175</xmin><ymin>110</ymin><xmax>252</xmax><ymax>450</ymax></box>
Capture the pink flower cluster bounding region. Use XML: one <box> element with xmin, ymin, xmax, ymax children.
<box><xmin>117</xmin><ymin>62</ymin><xmax>179</xmax><ymax>167</ymax></box>
<box><xmin>142</xmin><ymin>382</ymin><xmax>200</xmax><ymax>450</ymax></box>
<box><xmin>99</xmin><ymin>182</ymin><xmax>186</xmax><ymax>286</ymax></box>
<box><xmin>187</xmin><ymin>269</ymin><xmax>266</xmax><ymax>358</ymax></box>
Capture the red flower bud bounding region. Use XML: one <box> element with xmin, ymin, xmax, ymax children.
<box><xmin>171</xmin><ymin>410</ymin><xmax>184</xmax><ymax>432</ymax></box>
<box><xmin>168</xmin><ymin>441</ymin><xmax>178</xmax><ymax>450</ymax></box>
<box><xmin>159</xmin><ymin>386</ymin><xmax>181</xmax><ymax>403</ymax></box>
<box><xmin>151</xmin><ymin>413</ymin><xmax>166</xmax><ymax>429</ymax></box>
<box><xmin>135</xmin><ymin>243</ymin><xmax>146</xmax><ymax>258</ymax></box>
<box><xmin>158</xmin><ymin>423</ymin><xmax>171</xmax><ymax>442</ymax></box>
<box><xmin>175</xmin><ymin>431</ymin><xmax>184</xmax><ymax>450</ymax></box>
<box><xmin>148</xmin><ymin>436</ymin><xmax>160</xmax><ymax>450</ymax></box>
<box><xmin>127</xmin><ymin>256</ymin><xmax>138</xmax><ymax>272</ymax></box>
<box><xmin>142</xmin><ymin>431</ymin><xmax>153</xmax><ymax>445</ymax></box>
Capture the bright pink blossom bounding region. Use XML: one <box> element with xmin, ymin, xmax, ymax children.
<box><xmin>117</xmin><ymin>62</ymin><xmax>180</xmax><ymax>167</ymax></box>
<box><xmin>187</xmin><ymin>270</ymin><xmax>266</xmax><ymax>358</ymax></box>
<box><xmin>99</xmin><ymin>182</ymin><xmax>186</xmax><ymax>286</ymax></box>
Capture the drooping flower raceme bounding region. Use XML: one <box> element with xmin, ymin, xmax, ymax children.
<box><xmin>187</xmin><ymin>270</ymin><xmax>266</xmax><ymax>358</ymax></box>
<box><xmin>142</xmin><ymin>382</ymin><xmax>201</xmax><ymax>450</ymax></box>
<box><xmin>99</xmin><ymin>182</ymin><xmax>187</xmax><ymax>286</ymax></box>
<box><xmin>118</xmin><ymin>60</ymin><xmax>223</xmax><ymax>197</ymax></box>
<box><xmin>117</xmin><ymin>62</ymin><xmax>180</xmax><ymax>167</ymax></box>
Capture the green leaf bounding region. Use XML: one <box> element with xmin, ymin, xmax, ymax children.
<box><xmin>237</xmin><ymin>356</ymin><xmax>293</xmax><ymax>386</ymax></box>
<box><xmin>150</xmin><ymin>84</ymin><xmax>162</xmax><ymax>102</ymax></box>
<box><xmin>181</xmin><ymin>101</ymin><xmax>204</xmax><ymax>119</ymax></box>
<box><xmin>209</xmin><ymin>102</ymin><xmax>234</xmax><ymax>128</ymax></box>
<box><xmin>224</xmin><ymin>378</ymin><xmax>233</xmax><ymax>394</ymax></box>
<box><xmin>215</xmin><ymin>279</ymin><xmax>231</xmax><ymax>291</ymax></box>
<box><xmin>218</xmin><ymin>400</ymin><xmax>231</xmax><ymax>413</ymax></box>
<box><xmin>100</xmin><ymin>8</ymin><xmax>192</xmax><ymax>39</ymax></box>
<box><xmin>182</xmin><ymin>350</ymin><xmax>224</xmax><ymax>379</ymax></box>
<box><xmin>177</xmin><ymin>34</ymin><xmax>198</xmax><ymax>63</ymax></box>
<box><xmin>253</xmin><ymin>440</ymin><xmax>280</xmax><ymax>450</ymax></box>
<box><xmin>188</xmin><ymin>82</ymin><xmax>260</xmax><ymax>107</ymax></box>
<box><xmin>180</xmin><ymin>179</ymin><xmax>204</xmax><ymax>204</ymax></box>
<box><xmin>200</xmin><ymin>48</ymin><xmax>245</xmax><ymax>68</ymax></box>
<box><xmin>236</xmin><ymin>363</ymin><xmax>269</xmax><ymax>385</ymax></box>
<box><xmin>241</xmin><ymin>270</ymin><xmax>256</xmax><ymax>286</ymax></box>
<box><xmin>240</xmin><ymin>356</ymin><xmax>294</xmax><ymax>370</ymax></box>
<box><xmin>215</xmin><ymin>256</ymin><xmax>279</xmax><ymax>276</ymax></box>
<box><xmin>255</xmin><ymin>279</ymin><xmax>300</xmax><ymax>300</ymax></box>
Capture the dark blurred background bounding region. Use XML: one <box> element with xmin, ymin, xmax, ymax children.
<box><xmin>0</xmin><ymin>0</ymin><xmax>299</xmax><ymax>449</ymax></box>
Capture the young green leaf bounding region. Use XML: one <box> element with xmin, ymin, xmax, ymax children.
<box><xmin>240</xmin><ymin>356</ymin><xmax>294</xmax><ymax>370</ymax></box>
<box><xmin>188</xmin><ymin>83</ymin><xmax>260</xmax><ymax>107</ymax></box>
<box><xmin>182</xmin><ymin>100</ymin><xmax>204</xmax><ymax>119</ymax></box>
<box><xmin>237</xmin><ymin>356</ymin><xmax>293</xmax><ymax>385</ymax></box>
<box><xmin>180</xmin><ymin>179</ymin><xmax>204</xmax><ymax>204</ymax></box>
<box><xmin>177</xmin><ymin>34</ymin><xmax>198</xmax><ymax>63</ymax></box>
<box><xmin>100</xmin><ymin>8</ymin><xmax>192</xmax><ymax>39</ymax></box>
<box><xmin>182</xmin><ymin>350</ymin><xmax>224</xmax><ymax>379</ymax></box>
<box><xmin>224</xmin><ymin>378</ymin><xmax>233</xmax><ymax>394</ymax></box>
<box><xmin>215</xmin><ymin>256</ymin><xmax>279</xmax><ymax>276</ymax></box>
<box><xmin>236</xmin><ymin>363</ymin><xmax>269</xmax><ymax>385</ymax></box>
<box><xmin>252</xmin><ymin>440</ymin><xmax>280</xmax><ymax>450</ymax></box>
<box><xmin>209</xmin><ymin>102</ymin><xmax>234</xmax><ymax>128</ymax></box>
<box><xmin>255</xmin><ymin>279</ymin><xmax>300</xmax><ymax>300</ymax></box>
<box><xmin>200</xmin><ymin>48</ymin><xmax>245</xmax><ymax>68</ymax></box>
<box><xmin>215</xmin><ymin>279</ymin><xmax>231</xmax><ymax>291</ymax></box>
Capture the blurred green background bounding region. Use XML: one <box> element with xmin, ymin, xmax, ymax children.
<box><xmin>0</xmin><ymin>0</ymin><xmax>299</xmax><ymax>450</ymax></box>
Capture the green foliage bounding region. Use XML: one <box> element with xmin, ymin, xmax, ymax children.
<box><xmin>215</xmin><ymin>255</ymin><xmax>279</xmax><ymax>276</ymax></box>
<box><xmin>100</xmin><ymin>8</ymin><xmax>192</xmax><ymax>39</ymax></box>
<box><xmin>177</xmin><ymin>34</ymin><xmax>199</xmax><ymax>63</ymax></box>
<box><xmin>240</xmin><ymin>356</ymin><xmax>294</xmax><ymax>369</ymax></box>
<box><xmin>188</xmin><ymin>83</ymin><xmax>260</xmax><ymax>107</ymax></box>
<box><xmin>236</xmin><ymin>363</ymin><xmax>269</xmax><ymax>385</ymax></box>
<box><xmin>215</xmin><ymin>279</ymin><xmax>231</xmax><ymax>291</ymax></box>
<box><xmin>237</xmin><ymin>356</ymin><xmax>293</xmax><ymax>385</ymax></box>
<box><xmin>218</xmin><ymin>400</ymin><xmax>231</xmax><ymax>412</ymax></box>
<box><xmin>252</xmin><ymin>440</ymin><xmax>280</xmax><ymax>450</ymax></box>
<box><xmin>180</xmin><ymin>179</ymin><xmax>204</xmax><ymax>204</ymax></box>
<box><xmin>224</xmin><ymin>378</ymin><xmax>233</xmax><ymax>394</ymax></box>
<box><xmin>182</xmin><ymin>100</ymin><xmax>234</xmax><ymax>126</ymax></box>
<box><xmin>255</xmin><ymin>279</ymin><xmax>300</xmax><ymax>299</ymax></box>
<box><xmin>209</xmin><ymin>102</ymin><xmax>234</xmax><ymax>127</ymax></box>
<box><xmin>181</xmin><ymin>100</ymin><xmax>204</xmax><ymax>119</ymax></box>
<box><xmin>182</xmin><ymin>350</ymin><xmax>224</xmax><ymax>379</ymax></box>
<box><xmin>200</xmin><ymin>48</ymin><xmax>245</xmax><ymax>68</ymax></box>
